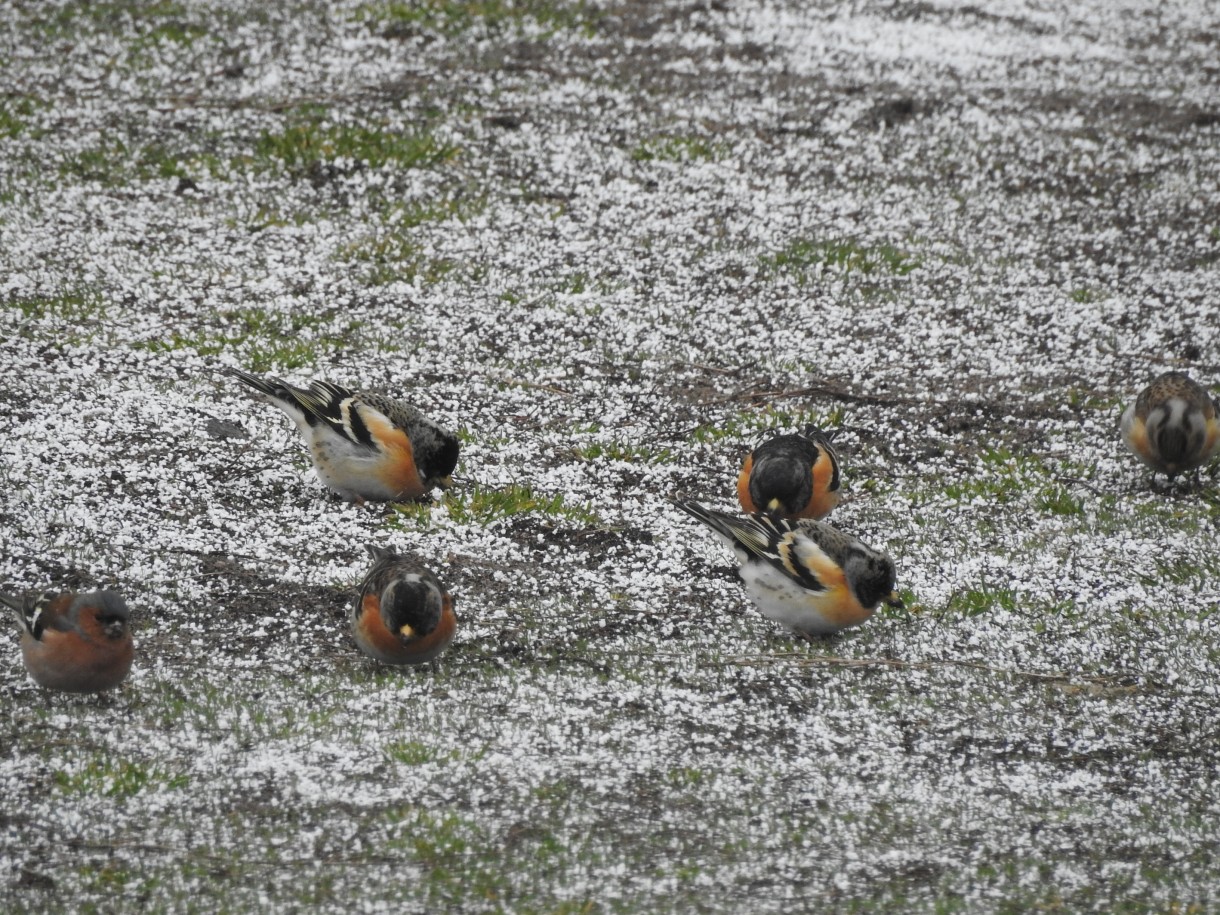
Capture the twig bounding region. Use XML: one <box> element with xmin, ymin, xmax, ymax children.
<box><xmin>1052</xmin><ymin>475</ymin><xmax>1107</xmax><ymax>496</ymax></box>
<box><xmin>671</xmin><ymin>361</ymin><xmax>747</xmax><ymax>377</ymax></box>
<box><xmin>693</xmin><ymin>381</ymin><xmax>774</xmax><ymax>406</ymax></box>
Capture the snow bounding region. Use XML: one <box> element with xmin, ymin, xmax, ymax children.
<box><xmin>2</xmin><ymin>0</ymin><xmax>1219</xmax><ymax>910</ymax></box>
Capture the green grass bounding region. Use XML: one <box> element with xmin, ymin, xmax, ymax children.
<box><xmin>943</xmin><ymin>585</ymin><xmax>1020</xmax><ymax>618</ymax></box>
<box><xmin>385</xmin><ymin>740</ymin><xmax>455</xmax><ymax>766</ymax></box>
<box><xmin>133</xmin><ymin>306</ymin><xmax>363</xmax><ymax>371</ymax></box>
<box><xmin>0</xmin><ymin>96</ymin><xmax>39</xmax><ymax>138</ymax></box>
<box><xmin>939</xmin><ymin>585</ymin><xmax>1081</xmax><ymax>624</ymax></box>
<box><xmin>880</xmin><ymin>588</ymin><xmax>921</xmax><ymax>621</ymax></box>
<box><xmin>1034</xmin><ymin>483</ymin><xmax>1085</xmax><ymax>516</ymax></box>
<box><xmin>569</xmin><ymin>438</ymin><xmax>675</xmax><ymax>463</ymax></box>
<box><xmin>354</xmin><ymin>0</ymin><xmax>599</xmax><ymax>38</ymax></box>
<box><xmin>548</xmin><ymin>270</ymin><xmax>621</xmax><ymax>298</ymax></box>
<box><xmin>60</xmin><ymin>136</ymin><xmax>222</xmax><ymax>186</ymax></box>
<box><xmin>340</xmin><ymin>233</ymin><xmax>459</xmax><ymax>286</ymax></box>
<box><xmin>30</xmin><ymin>0</ymin><xmax>197</xmax><ymax>41</ymax></box>
<box><xmin>1065</xmin><ymin>386</ymin><xmax>1122</xmax><ymax>411</ymax></box>
<box><xmin>4</xmin><ymin>288</ymin><xmax>106</xmax><ymax>324</ymax></box>
<box><xmin>665</xmin><ymin>766</ymin><xmax>709</xmax><ymax>788</ymax></box>
<box><xmin>54</xmin><ymin>757</ymin><xmax>189</xmax><ymax>798</ymax></box>
<box><xmin>1142</xmin><ymin>552</ymin><xmax>1220</xmax><ymax>590</ymax></box>
<box><xmin>631</xmin><ymin>135</ymin><xmax>727</xmax><ymax>163</ymax></box>
<box><xmin>942</xmin><ymin>448</ymin><xmax>1084</xmax><ymax>516</ymax></box>
<box><xmin>141</xmin><ymin>677</ymin><xmax>336</xmax><ymax>744</ymax></box>
<box><xmin>761</xmin><ymin>236</ymin><xmax>920</xmax><ymax>281</ymax></box>
<box><xmin>384</xmin><ymin>809</ymin><xmax>518</xmax><ymax>908</ymax></box>
<box><xmin>234</xmin><ymin>203</ymin><xmax>318</xmax><ymax>232</ymax></box>
<box><xmin>1069</xmin><ymin>286</ymin><xmax>1103</xmax><ymax>304</ymax></box>
<box><xmin>253</xmin><ymin>117</ymin><xmax>459</xmax><ymax>172</ymax></box>
<box><xmin>131</xmin><ymin>16</ymin><xmax>208</xmax><ymax>49</ymax></box>
<box><xmin>381</xmin><ymin>195</ymin><xmax>484</xmax><ymax>228</ymax></box>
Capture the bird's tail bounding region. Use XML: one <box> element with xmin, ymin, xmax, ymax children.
<box><xmin>672</xmin><ymin>498</ymin><xmax>782</xmax><ymax>562</ymax></box>
<box><xmin>221</xmin><ymin>365</ymin><xmax>299</xmax><ymax>402</ymax></box>
<box><xmin>365</xmin><ymin>544</ymin><xmax>400</xmax><ymax>564</ymax></box>
<box><xmin>0</xmin><ymin>590</ymin><xmax>33</xmax><ymax>634</ymax></box>
<box><xmin>799</xmin><ymin>424</ymin><xmax>837</xmax><ymax>443</ymax></box>
<box><xmin>671</xmin><ymin>498</ymin><xmax>731</xmax><ymax>535</ymax></box>
<box><xmin>673</xmin><ymin>498</ymin><xmax>753</xmax><ymax>544</ymax></box>
<box><xmin>223</xmin><ymin>366</ymin><xmax>354</xmax><ymax>431</ymax></box>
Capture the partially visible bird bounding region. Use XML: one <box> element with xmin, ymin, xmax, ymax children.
<box><xmin>737</xmin><ymin>426</ymin><xmax>842</xmax><ymax>520</ymax></box>
<box><xmin>352</xmin><ymin>546</ymin><xmax>457</xmax><ymax>665</ymax></box>
<box><xmin>1120</xmin><ymin>371</ymin><xmax>1220</xmax><ymax>481</ymax></box>
<box><xmin>223</xmin><ymin>367</ymin><xmax>459</xmax><ymax>504</ymax></box>
<box><xmin>673</xmin><ymin>500</ymin><xmax>900</xmax><ymax>639</ymax></box>
<box><xmin>2</xmin><ymin>589</ymin><xmax>133</xmax><ymax>693</ymax></box>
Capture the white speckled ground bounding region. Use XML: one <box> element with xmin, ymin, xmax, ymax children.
<box><xmin>1</xmin><ymin>1</ymin><xmax>1218</xmax><ymax>911</ymax></box>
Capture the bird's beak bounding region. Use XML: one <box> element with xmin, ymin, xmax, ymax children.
<box><xmin>101</xmin><ymin>617</ymin><xmax>128</xmax><ymax>638</ymax></box>
<box><xmin>398</xmin><ymin>623</ymin><xmax>416</xmax><ymax>639</ymax></box>
<box><xmin>437</xmin><ymin>475</ymin><xmax>455</xmax><ymax>490</ymax></box>
<box><xmin>885</xmin><ymin>591</ymin><xmax>904</xmax><ymax>609</ymax></box>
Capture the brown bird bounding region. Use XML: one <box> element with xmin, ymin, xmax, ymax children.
<box><xmin>352</xmin><ymin>546</ymin><xmax>456</xmax><ymax>665</ymax></box>
<box><xmin>224</xmin><ymin>367</ymin><xmax>459</xmax><ymax>503</ymax></box>
<box><xmin>674</xmin><ymin>500</ymin><xmax>900</xmax><ymax>639</ymax></box>
<box><xmin>738</xmin><ymin>426</ymin><xmax>842</xmax><ymax>520</ymax></box>
<box><xmin>3</xmin><ymin>589</ymin><xmax>133</xmax><ymax>693</ymax></box>
<box><xmin>1120</xmin><ymin>371</ymin><xmax>1219</xmax><ymax>480</ymax></box>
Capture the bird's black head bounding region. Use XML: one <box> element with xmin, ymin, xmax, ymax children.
<box><xmin>751</xmin><ymin>453</ymin><xmax>814</xmax><ymax>516</ymax></box>
<box><xmin>845</xmin><ymin>552</ymin><xmax>898</xmax><ymax>611</ymax></box>
<box><xmin>431</xmin><ymin>435</ymin><xmax>460</xmax><ymax>480</ymax></box>
<box><xmin>381</xmin><ymin>576</ymin><xmax>444</xmax><ymax>640</ymax></box>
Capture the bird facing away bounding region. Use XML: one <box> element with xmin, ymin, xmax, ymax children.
<box><xmin>223</xmin><ymin>367</ymin><xmax>459</xmax><ymax>504</ymax></box>
<box><xmin>674</xmin><ymin>500</ymin><xmax>900</xmax><ymax>639</ymax></box>
<box><xmin>353</xmin><ymin>546</ymin><xmax>457</xmax><ymax>665</ymax></box>
<box><xmin>2</xmin><ymin>589</ymin><xmax>133</xmax><ymax>693</ymax></box>
<box><xmin>738</xmin><ymin>426</ymin><xmax>842</xmax><ymax>520</ymax></box>
<box><xmin>1120</xmin><ymin>371</ymin><xmax>1220</xmax><ymax>480</ymax></box>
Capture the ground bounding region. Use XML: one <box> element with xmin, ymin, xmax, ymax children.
<box><xmin>1</xmin><ymin>0</ymin><xmax>1219</xmax><ymax>912</ymax></box>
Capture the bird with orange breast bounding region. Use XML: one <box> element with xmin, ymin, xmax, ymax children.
<box><xmin>1121</xmin><ymin>371</ymin><xmax>1219</xmax><ymax>482</ymax></box>
<box><xmin>352</xmin><ymin>546</ymin><xmax>457</xmax><ymax>665</ymax></box>
<box><xmin>737</xmin><ymin>426</ymin><xmax>842</xmax><ymax>520</ymax></box>
<box><xmin>224</xmin><ymin>367</ymin><xmax>459</xmax><ymax>504</ymax></box>
<box><xmin>2</xmin><ymin>589</ymin><xmax>133</xmax><ymax>693</ymax></box>
<box><xmin>674</xmin><ymin>500</ymin><xmax>900</xmax><ymax>639</ymax></box>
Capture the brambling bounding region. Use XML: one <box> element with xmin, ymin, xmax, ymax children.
<box><xmin>2</xmin><ymin>589</ymin><xmax>133</xmax><ymax>693</ymax></box>
<box><xmin>674</xmin><ymin>500</ymin><xmax>900</xmax><ymax>639</ymax></box>
<box><xmin>738</xmin><ymin>426</ymin><xmax>842</xmax><ymax>520</ymax></box>
<box><xmin>224</xmin><ymin>367</ymin><xmax>459</xmax><ymax>503</ymax></box>
<box><xmin>1120</xmin><ymin>371</ymin><xmax>1220</xmax><ymax>480</ymax></box>
<box><xmin>353</xmin><ymin>546</ymin><xmax>457</xmax><ymax>665</ymax></box>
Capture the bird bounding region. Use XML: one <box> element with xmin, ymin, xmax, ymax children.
<box><xmin>2</xmin><ymin>589</ymin><xmax>133</xmax><ymax>693</ymax></box>
<box><xmin>352</xmin><ymin>545</ymin><xmax>457</xmax><ymax>665</ymax></box>
<box><xmin>223</xmin><ymin>367</ymin><xmax>459</xmax><ymax>504</ymax></box>
<box><xmin>737</xmin><ymin>425</ymin><xmax>842</xmax><ymax>520</ymax></box>
<box><xmin>673</xmin><ymin>499</ymin><xmax>900</xmax><ymax>639</ymax></box>
<box><xmin>1120</xmin><ymin>371</ymin><xmax>1220</xmax><ymax>481</ymax></box>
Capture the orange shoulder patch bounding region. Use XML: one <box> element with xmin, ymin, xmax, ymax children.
<box><xmin>736</xmin><ymin>455</ymin><xmax>757</xmax><ymax>513</ymax></box>
<box><xmin>361</xmin><ymin>411</ymin><xmax>426</xmax><ymax>499</ymax></box>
